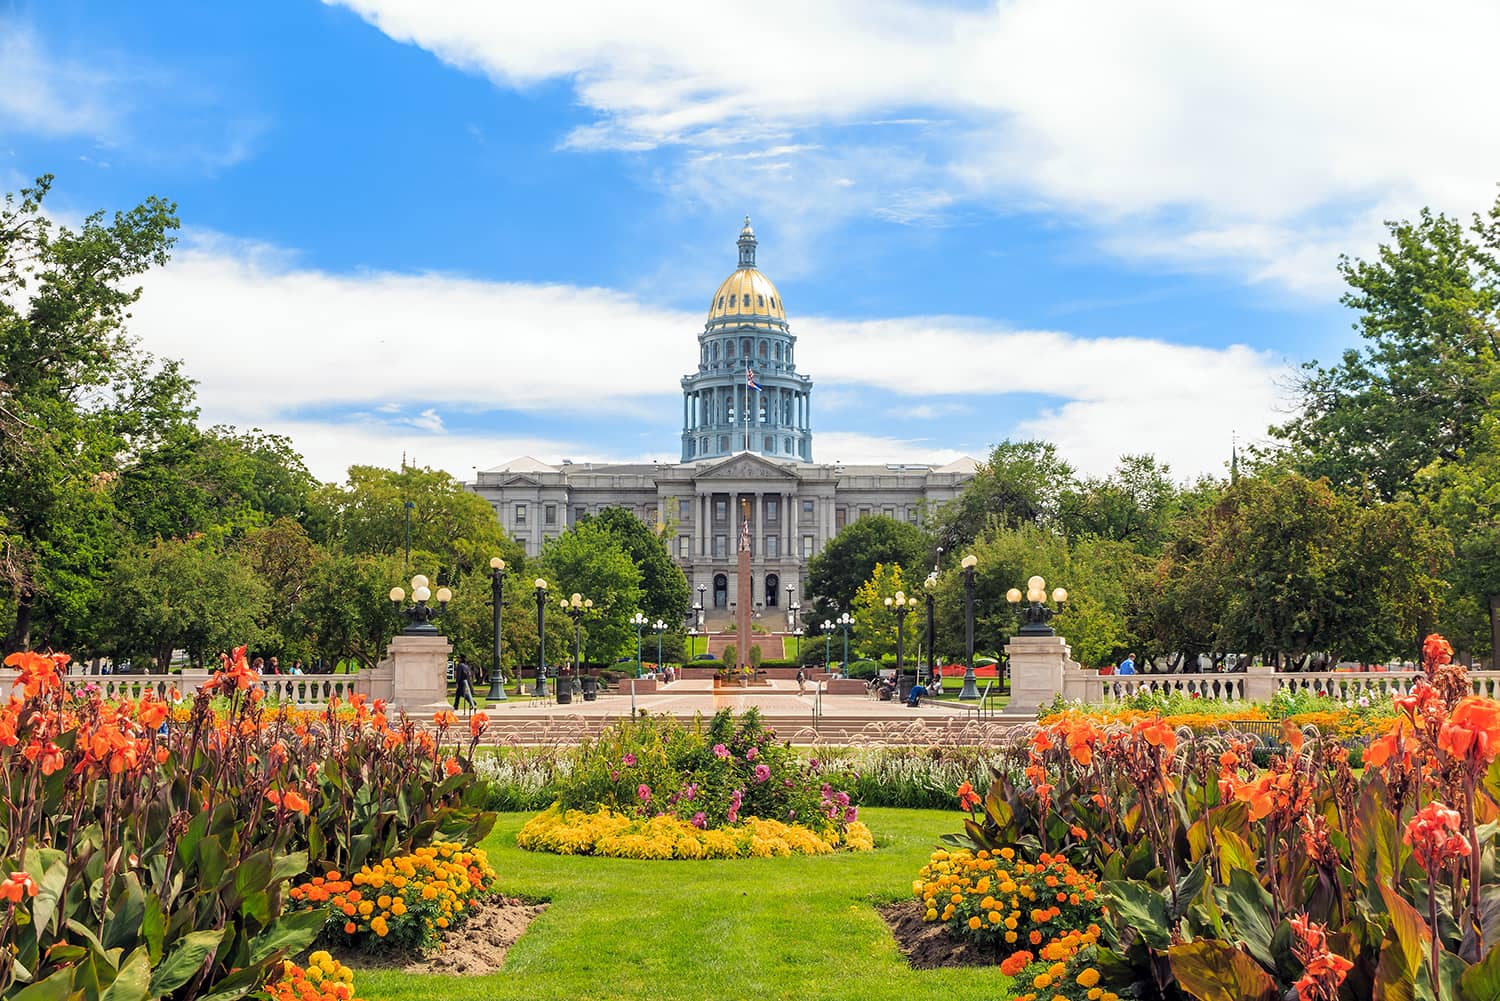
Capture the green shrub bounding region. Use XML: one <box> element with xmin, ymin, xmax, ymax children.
<box><xmin>846</xmin><ymin>659</ymin><xmax>880</xmax><ymax>679</ymax></box>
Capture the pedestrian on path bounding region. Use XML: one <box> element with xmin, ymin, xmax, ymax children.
<box><xmin>454</xmin><ymin>655</ymin><xmax>477</xmax><ymax>711</ymax></box>
<box><xmin>795</xmin><ymin>668</ymin><xmax>807</xmax><ymax>694</ymax></box>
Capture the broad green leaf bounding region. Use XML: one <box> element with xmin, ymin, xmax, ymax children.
<box><xmin>1170</xmin><ymin>861</ymin><xmax>1208</xmax><ymax>922</ymax></box>
<box><xmin>1168</xmin><ymin>940</ymin><xmax>1278</xmax><ymax>1001</ymax></box>
<box><xmin>1215</xmin><ymin>867</ymin><xmax>1276</xmax><ymax>968</ymax></box>
<box><xmin>1104</xmin><ymin>879</ymin><xmax>1171</xmax><ymax>950</ymax></box>
<box><xmin>1212</xmin><ymin>828</ymin><xmax>1257</xmax><ymax>883</ymax></box>
<box><xmin>148</xmin><ymin>929</ymin><xmax>223</xmax><ymax>996</ymax></box>
<box><xmin>8</xmin><ymin>967</ymin><xmax>80</xmax><ymax>1001</ymax></box>
<box><xmin>104</xmin><ymin>872</ymin><xmax>145</xmax><ymax>951</ymax></box>
<box><xmin>248</xmin><ymin>908</ymin><xmax>326</xmax><ymax>965</ymax></box>
<box><xmin>1461</xmin><ymin>944</ymin><xmax>1500</xmax><ymax>1001</ymax></box>
<box><xmin>270</xmin><ymin>850</ymin><xmax>309</xmax><ymax>887</ymax></box>
<box><xmin>100</xmin><ymin>946</ymin><xmax>150</xmax><ymax>1001</ymax></box>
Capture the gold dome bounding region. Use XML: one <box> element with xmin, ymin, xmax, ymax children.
<box><xmin>707</xmin><ymin>269</ymin><xmax>786</xmax><ymax>328</ymax></box>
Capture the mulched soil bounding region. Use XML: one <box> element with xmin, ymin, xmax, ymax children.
<box><xmin>339</xmin><ymin>896</ymin><xmax>547</xmax><ymax>976</ymax></box>
<box><xmin>880</xmin><ymin>899</ymin><xmax>1004</xmax><ymax>969</ymax></box>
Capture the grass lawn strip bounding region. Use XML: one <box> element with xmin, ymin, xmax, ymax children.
<box><xmin>354</xmin><ymin>807</ymin><xmax>1013</xmax><ymax>1001</ymax></box>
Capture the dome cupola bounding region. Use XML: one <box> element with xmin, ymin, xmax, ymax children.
<box><xmin>707</xmin><ymin>216</ymin><xmax>788</xmax><ymax>332</ymax></box>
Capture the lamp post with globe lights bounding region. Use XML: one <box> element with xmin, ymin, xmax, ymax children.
<box><xmin>885</xmin><ymin>590</ymin><xmax>917</xmax><ymax>702</ymax></box>
<box><xmin>822</xmin><ymin>619</ymin><xmax>834</xmax><ymax>671</ymax></box>
<box><xmin>631</xmin><ymin>612</ymin><xmax>648</xmax><ymax>677</ymax></box>
<box><xmin>487</xmin><ymin>557</ymin><xmax>508</xmax><ymax>701</ymax></box>
<box><xmin>532</xmin><ymin>579</ymin><xmax>549</xmax><ymax>697</ymax></box>
<box><xmin>559</xmin><ymin>593</ymin><xmax>593</xmax><ymax>703</ymax></box>
<box><xmin>389</xmin><ymin>574</ymin><xmax>453</xmax><ymax>634</ymax></box>
<box><xmin>1006</xmin><ymin>576</ymin><xmax>1068</xmax><ymax>636</ymax></box>
<box><xmin>653</xmin><ymin>619</ymin><xmax>667</xmax><ymax>674</ymax></box>
<box><xmin>960</xmin><ymin>554</ymin><xmax>980</xmax><ymax>700</ymax></box>
<box><xmin>837</xmin><ymin>612</ymin><xmax>853</xmax><ymax>676</ymax></box>
<box><xmin>923</xmin><ymin>568</ymin><xmax>939</xmax><ymax>689</ymax></box>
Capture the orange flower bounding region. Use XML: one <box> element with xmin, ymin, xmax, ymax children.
<box><xmin>1235</xmin><ymin>774</ymin><xmax>1278</xmax><ymax>822</ymax></box>
<box><xmin>4</xmin><ymin>651</ymin><xmax>61</xmax><ymax>698</ymax></box>
<box><xmin>469</xmin><ymin>712</ymin><xmax>490</xmax><ymax>737</ymax></box>
<box><xmin>1134</xmin><ymin>719</ymin><xmax>1177</xmax><ymax>755</ymax></box>
<box><xmin>1438</xmin><ymin>697</ymin><xmax>1500</xmax><ymax>766</ymax></box>
<box><xmin>956</xmin><ymin>781</ymin><xmax>982</xmax><ymax>811</ymax></box>
<box><xmin>443</xmin><ymin>757</ymin><xmax>462</xmax><ymax>777</ymax></box>
<box><xmin>1423</xmin><ymin>633</ymin><xmax>1454</xmax><ymax>669</ymax></box>
<box><xmin>0</xmin><ymin>871</ymin><xmax>37</xmax><ymax>903</ymax></box>
<box><xmin>1000</xmin><ymin>950</ymin><xmax>1034</xmax><ymax>976</ymax></box>
<box><xmin>433</xmin><ymin>710</ymin><xmax>458</xmax><ymax>729</ymax></box>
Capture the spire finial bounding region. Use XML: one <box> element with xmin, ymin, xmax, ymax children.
<box><xmin>736</xmin><ymin>215</ymin><xmax>757</xmax><ymax>268</ymax></box>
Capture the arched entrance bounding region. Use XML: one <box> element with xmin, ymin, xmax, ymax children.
<box><xmin>713</xmin><ymin>574</ymin><xmax>728</xmax><ymax>609</ymax></box>
<box><xmin>765</xmin><ymin>573</ymin><xmax>779</xmax><ymax>607</ymax></box>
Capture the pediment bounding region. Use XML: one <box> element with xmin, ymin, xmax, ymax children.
<box><xmin>502</xmin><ymin>474</ymin><xmax>542</xmax><ymax>486</ymax></box>
<box><xmin>696</xmin><ymin>453</ymin><xmax>798</xmax><ymax>481</ymax></box>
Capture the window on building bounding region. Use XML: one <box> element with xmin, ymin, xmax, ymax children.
<box><xmin>727</xmin><ymin>340</ymin><xmax>736</xmax><ymax>358</ymax></box>
<box><xmin>718</xmin><ymin>296</ymin><xmax>724</xmax><ymax>308</ymax></box>
<box><xmin>909</xmin><ymin>508</ymin><xmax>920</xmax><ymax>524</ymax></box>
<box><xmin>544</xmin><ymin>504</ymin><xmax>556</xmax><ymax>526</ymax></box>
<box><xmin>784</xmin><ymin>436</ymin><xmax>792</xmax><ymax>453</ymax></box>
<box><xmin>763</xmin><ymin>434</ymin><xmax>773</xmax><ymax>451</ymax></box>
<box><xmin>678</xmin><ymin>498</ymin><xmax>690</xmax><ymax>519</ymax></box>
<box><xmin>729</xmin><ymin>294</ymin><xmax>736</xmax><ymax>307</ymax></box>
<box><xmin>765</xmin><ymin>497</ymin><xmax>778</xmax><ymax>520</ymax></box>
<box><xmin>742</xmin><ymin>338</ymin><xmax>751</xmax><ymax>356</ymax></box>
<box><xmin>574</xmin><ymin>506</ymin><xmax>585</xmax><ymax>524</ymax></box>
<box><xmin>759</xmin><ymin>340</ymin><xmax>767</xmax><ymax>357</ymax></box>
<box><xmin>883</xmin><ymin>506</ymin><xmax>894</xmax><ymax>518</ymax></box>
<box><xmin>775</xmin><ymin>343</ymin><xmax>782</xmax><ymax>361</ymax></box>
<box><xmin>714</xmin><ymin>574</ymin><xmax>728</xmax><ymax>608</ymax></box>
<box><xmin>861</xmin><ymin>506</ymin><xmax>872</xmax><ymax>519</ymax></box>
<box><xmin>515</xmin><ymin>503</ymin><xmax>527</xmax><ymax>525</ymax></box>
<box><xmin>802</xmin><ymin>534</ymin><xmax>814</xmax><ymax>557</ymax></box>
<box><xmin>757</xmin><ymin>295</ymin><xmax>765</xmax><ymax>307</ymax></box>
<box><xmin>719</xmin><ymin>435</ymin><xmax>730</xmax><ymax>452</ymax></box>
<box><xmin>679</xmin><ymin>536</ymin><xmax>690</xmax><ymax>557</ymax></box>
<box><xmin>802</xmin><ymin>498</ymin><xmax>814</xmax><ymax>516</ymax></box>
<box><xmin>715</xmin><ymin>499</ymin><xmax>727</xmax><ymax>521</ymax></box>
<box><xmin>835</xmin><ymin>507</ymin><xmax>846</xmax><ymax>531</ymax></box>
<box><xmin>713</xmin><ymin>535</ymin><xmax>727</xmax><ymax>558</ymax></box>
<box><xmin>766</xmin><ymin>535</ymin><xmax>779</xmax><ymax>558</ymax></box>
<box><xmin>765</xmin><ymin>573</ymin><xmax>779</xmax><ymax>605</ymax></box>
<box><xmin>712</xmin><ymin>343</ymin><xmax>719</xmax><ymax>362</ymax></box>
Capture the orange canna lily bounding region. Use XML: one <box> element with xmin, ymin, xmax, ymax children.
<box><xmin>1438</xmin><ymin>697</ymin><xmax>1500</xmax><ymax>766</ymax></box>
<box><xmin>469</xmin><ymin>712</ymin><xmax>490</xmax><ymax>737</ymax></box>
<box><xmin>0</xmin><ymin>871</ymin><xmax>38</xmax><ymax>903</ymax></box>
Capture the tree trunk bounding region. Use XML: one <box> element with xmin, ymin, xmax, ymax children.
<box><xmin>3</xmin><ymin>587</ymin><xmax>35</xmax><ymax>654</ymax></box>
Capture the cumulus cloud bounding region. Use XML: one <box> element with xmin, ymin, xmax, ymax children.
<box><xmin>128</xmin><ymin>231</ymin><xmax>1286</xmax><ymax>481</ymax></box>
<box><xmin>328</xmin><ymin>0</ymin><xmax>1500</xmax><ymax>293</ymax></box>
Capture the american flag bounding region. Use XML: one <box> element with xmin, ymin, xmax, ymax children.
<box><xmin>746</xmin><ymin>365</ymin><xmax>762</xmax><ymax>391</ymax></box>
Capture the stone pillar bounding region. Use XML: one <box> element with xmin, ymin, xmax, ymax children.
<box><xmin>383</xmin><ymin>632</ymin><xmax>453</xmax><ymax>712</ymax></box>
<box><xmin>736</xmin><ymin>507</ymin><xmax>753</xmax><ymax>669</ymax></box>
<box><xmin>756</xmin><ymin>493</ymin><xmax>765</xmax><ymax>567</ymax></box>
<box><xmin>1004</xmin><ymin>634</ymin><xmax>1072</xmax><ymax>715</ymax></box>
<box><xmin>1244</xmin><ymin>663</ymin><xmax>1278</xmax><ymax>702</ymax></box>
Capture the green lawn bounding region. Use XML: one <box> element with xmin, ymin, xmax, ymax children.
<box><xmin>356</xmin><ymin>808</ymin><xmax>1011</xmax><ymax>1001</ymax></box>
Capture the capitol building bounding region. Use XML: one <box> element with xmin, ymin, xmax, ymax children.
<box><xmin>471</xmin><ymin>219</ymin><xmax>975</xmax><ymax>618</ymax></box>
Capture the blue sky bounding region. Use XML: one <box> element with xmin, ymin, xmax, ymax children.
<box><xmin>6</xmin><ymin>0</ymin><xmax>1497</xmax><ymax>481</ymax></box>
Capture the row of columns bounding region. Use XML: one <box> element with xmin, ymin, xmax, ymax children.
<box><xmin>682</xmin><ymin>385</ymin><xmax>811</xmax><ymax>433</ymax></box>
<box><xmin>694</xmin><ymin>489</ymin><xmax>813</xmax><ymax>561</ymax></box>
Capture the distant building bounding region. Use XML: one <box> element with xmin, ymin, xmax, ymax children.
<box><xmin>471</xmin><ymin>219</ymin><xmax>976</xmax><ymax>621</ymax></box>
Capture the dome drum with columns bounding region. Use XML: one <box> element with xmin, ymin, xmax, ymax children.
<box><xmin>681</xmin><ymin>217</ymin><xmax>813</xmax><ymax>464</ymax></box>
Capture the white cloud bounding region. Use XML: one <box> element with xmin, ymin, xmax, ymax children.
<box><xmin>329</xmin><ymin>0</ymin><xmax>1500</xmax><ymax>293</ymax></box>
<box><xmin>0</xmin><ymin>28</ymin><xmax>117</xmax><ymax>137</ymax></box>
<box><xmin>129</xmin><ymin>230</ymin><xmax>1287</xmax><ymax>481</ymax></box>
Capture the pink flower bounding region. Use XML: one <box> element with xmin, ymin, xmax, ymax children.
<box><xmin>843</xmin><ymin>806</ymin><xmax>858</xmax><ymax>823</ymax></box>
<box><xmin>683</xmin><ymin>783</ymin><xmax>698</xmax><ymax>800</ymax></box>
<box><xmin>713</xmin><ymin>743</ymin><xmax>730</xmax><ymax>759</ymax></box>
<box><xmin>690</xmin><ymin>812</ymin><xmax>706</xmax><ymax>828</ymax></box>
<box><xmin>746</xmin><ymin>747</ymin><xmax>759</xmax><ymax>761</ymax></box>
<box><xmin>754</xmin><ymin>763</ymin><xmax>771</xmax><ymax>783</ymax></box>
<box><xmin>637</xmin><ymin>784</ymin><xmax>651</xmax><ymax>803</ymax></box>
<box><xmin>622</xmin><ymin>753</ymin><xmax>637</xmax><ymax>766</ymax></box>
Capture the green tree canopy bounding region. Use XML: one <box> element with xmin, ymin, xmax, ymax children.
<box><xmin>805</xmin><ymin>515</ymin><xmax>932</xmax><ymax>621</ymax></box>
<box><xmin>538</xmin><ymin>521</ymin><xmax>643</xmax><ymax>662</ymax></box>
<box><xmin>582</xmin><ymin>507</ymin><xmax>690</xmax><ymax>626</ymax></box>
<box><xmin>930</xmin><ymin>440</ymin><xmax>1078</xmax><ymax>554</ymax></box>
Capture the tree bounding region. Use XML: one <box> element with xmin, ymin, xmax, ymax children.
<box><xmin>101</xmin><ymin>537</ymin><xmax>268</xmax><ymax>669</ymax></box>
<box><xmin>1273</xmin><ymin>203</ymin><xmax>1500</xmax><ymax>500</ymax></box>
<box><xmin>295</xmin><ymin>551</ymin><xmax>407</xmax><ymax>670</ymax></box>
<box><xmin>582</xmin><ymin>507</ymin><xmax>690</xmax><ymax>625</ymax></box>
<box><xmin>930</xmin><ymin>440</ymin><xmax>1078</xmax><ymax>554</ymax></box>
<box><xmin>538</xmin><ymin>521</ymin><xmax>643</xmax><ymax>662</ymax></box>
<box><xmin>309</xmin><ymin>464</ymin><xmax>520</xmax><ymax>582</ymax></box>
<box><xmin>850</xmin><ymin>563</ymin><xmax>913</xmax><ymax>661</ymax></box>
<box><xmin>1</xmin><ymin>176</ymin><xmax>192</xmax><ymax>651</ymax></box>
<box><xmin>1059</xmin><ymin>453</ymin><xmax>1182</xmax><ymax>553</ymax></box>
<box><xmin>805</xmin><ymin>515</ymin><xmax>931</xmax><ymax>621</ymax></box>
<box><xmin>242</xmin><ymin>517</ymin><xmax>323</xmax><ymax>661</ymax></box>
<box><xmin>442</xmin><ymin>567</ymin><xmax>572</xmax><ymax>681</ymax></box>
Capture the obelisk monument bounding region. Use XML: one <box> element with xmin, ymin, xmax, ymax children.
<box><xmin>736</xmin><ymin>497</ymin><xmax>752</xmax><ymax>671</ymax></box>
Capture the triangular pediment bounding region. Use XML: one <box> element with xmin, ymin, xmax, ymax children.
<box><xmin>696</xmin><ymin>452</ymin><xmax>799</xmax><ymax>482</ymax></box>
<box><xmin>502</xmin><ymin>474</ymin><xmax>542</xmax><ymax>486</ymax></box>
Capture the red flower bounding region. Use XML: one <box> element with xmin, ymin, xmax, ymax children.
<box><xmin>1423</xmin><ymin>633</ymin><xmax>1454</xmax><ymax>670</ymax></box>
<box><xmin>0</xmin><ymin>871</ymin><xmax>37</xmax><ymax>904</ymax></box>
<box><xmin>956</xmin><ymin>781</ymin><xmax>981</xmax><ymax>812</ymax></box>
<box><xmin>1404</xmin><ymin>801</ymin><xmax>1469</xmax><ymax>872</ymax></box>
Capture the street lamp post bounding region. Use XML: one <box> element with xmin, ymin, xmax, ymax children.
<box><xmin>388</xmin><ymin>574</ymin><xmax>453</xmax><ymax>633</ymax></box>
<box><xmin>697</xmin><ymin>584</ymin><xmax>707</xmax><ymax>626</ymax></box>
<box><xmin>885</xmin><ymin>590</ymin><xmax>916</xmax><ymax>702</ymax></box>
<box><xmin>838</xmin><ymin>612</ymin><xmax>852</xmax><ymax>676</ymax></box>
<box><xmin>960</xmin><ymin>554</ymin><xmax>980</xmax><ymax>700</ymax></box>
<box><xmin>487</xmin><ymin>557</ymin><xmax>507</xmax><ymax>701</ymax></box>
<box><xmin>533</xmin><ymin>579</ymin><xmax>549</xmax><ymax>697</ymax></box>
<box><xmin>631</xmin><ymin>612</ymin><xmax>648</xmax><ymax>677</ymax></box>
<box><xmin>1006</xmin><ymin>577</ymin><xmax>1069</xmax><ymax>636</ymax></box>
<box><xmin>822</xmin><ymin>619</ymin><xmax>834</xmax><ymax>670</ymax></box>
<box><xmin>924</xmin><ymin>569</ymin><xmax>938</xmax><ymax>690</ymax></box>
<box><xmin>785</xmin><ymin>584</ymin><xmax>795</xmax><ymax>631</ymax></box>
<box><xmin>560</xmin><ymin>593</ymin><xmax>592</xmax><ymax>702</ymax></box>
<box><xmin>654</xmin><ymin>619</ymin><xmax>666</xmax><ymax>673</ymax></box>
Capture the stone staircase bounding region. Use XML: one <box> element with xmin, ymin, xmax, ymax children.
<box><xmin>463</xmin><ymin>710</ymin><xmax>1029</xmax><ymax>746</ymax></box>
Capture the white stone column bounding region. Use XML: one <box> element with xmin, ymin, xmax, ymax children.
<box><xmin>1005</xmin><ymin>634</ymin><xmax>1072</xmax><ymax>715</ymax></box>
<box><xmin>756</xmin><ymin>493</ymin><xmax>765</xmax><ymax>565</ymax></box>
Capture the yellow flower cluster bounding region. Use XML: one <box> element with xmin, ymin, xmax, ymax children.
<box><xmin>1007</xmin><ymin>929</ymin><xmax>1116</xmax><ymax>1001</ymax></box>
<box><xmin>517</xmin><ymin>806</ymin><xmax>875</xmax><ymax>860</ymax></box>
<box><xmin>268</xmin><ymin>951</ymin><xmax>362</xmax><ymax>1001</ymax></box>
<box><xmin>914</xmin><ymin>847</ymin><xmax>1099</xmax><ymax>951</ymax></box>
<box><xmin>290</xmin><ymin>842</ymin><xmax>497</xmax><ymax>951</ymax></box>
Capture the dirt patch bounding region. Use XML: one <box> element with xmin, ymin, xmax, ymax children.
<box><xmin>880</xmin><ymin>899</ymin><xmax>1003</xmax><ymax>970</ymax></box>
<box><xmin>340</xmin><ymin>897</ymin><xmax>547</xmax><ymax>976</ymax></box>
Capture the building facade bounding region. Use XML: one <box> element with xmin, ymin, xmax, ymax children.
<box><xmin>470</xmin><ymin>220</ymin><xmax>976</xmax><ymax>621</ymax></box>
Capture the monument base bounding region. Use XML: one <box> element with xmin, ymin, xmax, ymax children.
<box><xmin>376</xmin><ymin>632</ymin><xmax>454</xmax><ymax>713</ymax></box>
<box><xmin>1004</xmin><ymin>634</ymin><xmax>1072</xmax><ymax>715</ymax></box>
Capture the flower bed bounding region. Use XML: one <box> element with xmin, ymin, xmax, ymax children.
<box><xmin>517</xmin><ymin>708</ymin><xmax>871</xmax><ymax>859</ymax></box>
<box><xmin>290</xmin><ymin>842</ymin><xmax>500</xmax><ymax>951</ymax></box>
<box><xmin>1039</xmin><ymin>685</ymin><xmax>1400</xmax><ymax>742</ymax></box>
<box><xmin>926</xmin><ymin>634</ymin><xmax>1500</xmax><ymax>999</ymax></box>
<box><xmin>269</xmin><ymin>952</ymin><xmax>364</xmax><ymax>1001</ymax></box>
<box><xmin>0</xmin><ymin>646</ymin><xmax>494</xmax><ymax>999</ymax></box>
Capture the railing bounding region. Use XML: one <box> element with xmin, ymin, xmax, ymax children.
<box><xmin>0</xmin><ymin>670</ymin><xmax>371</xmax><ymax>706</ymax></box>
<box><xmin>1070</xmin><ymin>668</ymin><xmax>1500</xmax><ymax>706</ymax></box>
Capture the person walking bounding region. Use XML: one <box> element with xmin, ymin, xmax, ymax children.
<box><xmin>1118</xmin><ymin>652</ymin><xmax>1136</xmax><ymax>675</ymax></box>
<box><xmin>795</xmin><ymin>668</ymin><xmax>807</xmax><ymax>694</ymax></box>
<box><xmin>453</xmin><ymin>655</ymin><xmax>477</xmax><ymax>711</ymax></box>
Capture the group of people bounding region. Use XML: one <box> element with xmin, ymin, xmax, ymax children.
<box><xmin>250</xmin><ymin>656</ymin><xmax>308</xmax><ymax>675</ymax></box>
<box><xmin>1098</xmin><ymin>653</ymin><xmax>1137</xmax><ymax>676</ymax></box>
